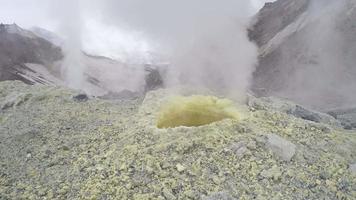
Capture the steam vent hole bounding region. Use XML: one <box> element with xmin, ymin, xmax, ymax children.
<box><xmin>157</xmin><ymin>95</ymin><xmax>239</xmax><ymax>128</ymax></box>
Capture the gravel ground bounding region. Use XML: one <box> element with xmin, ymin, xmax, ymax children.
<box><xmin>0</xmin><ymin>81</ymin><xmax>355</xmax><ymax>199</ymax></box>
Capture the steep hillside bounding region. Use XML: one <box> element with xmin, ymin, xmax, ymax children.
<box><xmin>250</xmin><ymin>0</ymin><xmax>356</xmax><ymax>111</ymax></box>
<box><xmin>0</xmin><ymin>23</ymin><xmax>63</xmax><ymax>84</ymax></box>
<box><xmin>0</xmin><ymin>24</ymin><xmax>164</xmax><ymax>97</ymax></box>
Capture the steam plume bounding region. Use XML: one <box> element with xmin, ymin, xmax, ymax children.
<box><xmin>277</xmin><ymin>0</ymin><xmax>356</xmax><ymax>109</ymax></box>
<box><xmin>53</xmin><ymin>0</ymin><xmax>85</xmax><ymax>90</ymax></box>
<box><xmin>101</xmin><ymin>0</ymin><xmax>258</xmax><ymax>99</ymax></box>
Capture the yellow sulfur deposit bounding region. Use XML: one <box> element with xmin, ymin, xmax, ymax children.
<box><xmin>157</xmin><ymin>95</ymin><xmax>239</xmax><ymax>128</ymax></box>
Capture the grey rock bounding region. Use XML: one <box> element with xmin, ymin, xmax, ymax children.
<box><xmin>73</xmin><ymin>93</ymin><xmax>89</xmax><ymax>102</ymax></box>
<box><xmin>229</xmin><ymin>141</ymin><xmax>249</xmax><ymax>158</ymax></box>
<box><xmin>247</xmin><ymin>94</ymin><xmax>295</xmax><ymax>112</ymax></box>
<box><xmin>248</xmin><ymin>95</ymin><xmax>340</xmax><ymax>127</ymax></box>
<box><xmin>176</xmin><ymin>163</ymin><xmax>186</xmax><ymax>172</ymax></box>
<box><xmin>162</xmin><ymin>188</ymin><xmax>176</xmax><ymax>200</ymax></box>
<box><xmin>202</xmin><ymin>192</ymin><xmax>236</xmax><ymax>200</ymax></box>
<box><xmin>327</xmin><ymin>107</ymin><xmax>356</xmax><ymax>118</ymax></box>
<box><xmin>144</xmin><ymin>65</ymin><xmax>165</xmax><ymax>92</ymax></box>
<box><xmin>327</xmin><ymin>107</ymin><xmax>356</xmax><ymax>130</ymax></box>
<box><xmin>350</xmin><ymin>163</ymin><xmax>356</xmax><ymax>174</ymax></box>
<box><xmin>265</xmin><ymin>134</ymin><xmax>296</xmax><ymax>162</ymax></box>
<box><xmin>247</xmin><ymin>140</ymin><xmax>257</xmax><ymax>150</ymax></box>
<box><xmin>343</xmin><ymin>123</ymin><xmax>353</xmax><ymax>130</ymax></box>
<box><xmin>287</xmin><ymin>105</ymin><xmax>322</xmax><ymax>123</ymax></box>
<box><xmin>261</xmin><ymin>165</ymin><xmax>282</xmax><ymax>181</ymax></box>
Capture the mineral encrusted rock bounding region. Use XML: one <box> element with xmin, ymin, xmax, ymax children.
<box><xmin>350</xmin><ymin>163</ymin><xmax>356</xmax><ymax>175</ymax></box>
<box><xmin>264</xmin><ymin>134</ymin><xmax>296</xmax><ymax>162</ymax></box>
<box><xmin>0</xmin><ymin>81</ymin><xmax>355</xmax><ymax>199</ymax></box>
<box><xmin>247</xmin><ymin>94</ymin><xmax>340</xmax><ymax>127</ymax></box>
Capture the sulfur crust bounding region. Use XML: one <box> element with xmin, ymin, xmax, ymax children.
<box><xmin>157</xmin><ymin>95</ymin><xmax>239</xmax><ymax>128</ymax></box>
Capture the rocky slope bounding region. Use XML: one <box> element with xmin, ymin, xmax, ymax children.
<box><xmin>30</xmin><ymin>26</ymin><xmax>64</xmax><ymax>47</ymax></box>
<box><xmin>0</xmin><ymin>24</ymin><xmax>164</xmax><ymax>97</ymax></box>
<box><xmin>250</xmin><ymin>0</ymin><xmax>356</xmax><ymax>111</ymax></box>
<box><xmin>0</xmin><ymin>23</ymin><xmax>63</xmax><ymax>85</ymax></box>
<box><xmin>0</xmin><ymin>81</ymin><xmax>355</xmax><ymax>199</ymax></box>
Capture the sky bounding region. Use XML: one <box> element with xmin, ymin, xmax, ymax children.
<box><xmin>0</xmin><ymin>0</ymin><xmax>273</xmax><ymax>28</ymax></box>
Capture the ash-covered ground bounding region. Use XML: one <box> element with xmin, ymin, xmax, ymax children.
<box><xmin>0</xmin><ymin>81</ymin><xmax>355</xmax><ymax>199</ymax></box>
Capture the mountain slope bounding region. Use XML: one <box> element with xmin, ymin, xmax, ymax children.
<box><xmin>250</xmin><ymin>0</ymin><xmax>356</xmax><ymax>111</ymax></box>
<box><xmin>0</xmin><ymin>23</ymin><xmax>63</xmax><ymax>84</ymax></box>
<box><xmin>0</xmin><ymin>24</ymin><xmax>164</xmax><ymax>97</ymax></box>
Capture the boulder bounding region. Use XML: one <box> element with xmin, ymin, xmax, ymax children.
<box><xmin>144</xmin><ymin>65</ymin><xmax>165</xmax><ymax>92</ymax></box>
<box><xmin>327</xmin><ymin>107</ymin><xmax>356</xmax><ymax>130</ymax></box>
<box><xmin>287</xmin><ymin>105</ymin><xmax>322</xmax><ymax>123</ymax></box>
<box><xmin>73</xmin><ymin>93</ymin><xmax>89</xmax><ymax>102</ymax></box>
<box><xmin>247</xmin><ymin>95</ymin><xmax>341</xmax><ymax>127</ymax></box>
<box><xmin>228</xmin><ymin>141</ymin><xmax>249</xmax><ymax>158</ymax></box>
<box><xmin>264</xmin><ymin>134</ymin><xmax>296</xmax><ymax>162</ymax></box>
<box><xmin>349</xmin><ymin>163</ymin><xmax>356</xmax><ymax>174</ymax></box>
<box><xmin>260</xmin><ymin>165</ymin><xmax>282</xmax><ymax>181</ymax></box>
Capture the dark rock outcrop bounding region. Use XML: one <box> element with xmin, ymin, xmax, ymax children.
<box><xmin>327</xmin><ymin>107</ymin><xmax>356</xmax><ymax>130</ymax></box>
<box><xmin>249</xmin><ymin>0</ymin><xmax>310</xmax><ymax>47</ymax></box>
<box><xmin>0</xmin><ymin>23</ymin><xmax>63</xmax><ymax>84</ymax></box>
<box><xmin>144</xmin><ymin>64</ymin><xmax>166</xmax><ymax>92</ymax></box>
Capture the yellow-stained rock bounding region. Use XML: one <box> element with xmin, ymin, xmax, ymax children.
<box><xmin>157</xmin><ymin>95</ymin><xmax>239</xmax><ymax>128</ymax></box>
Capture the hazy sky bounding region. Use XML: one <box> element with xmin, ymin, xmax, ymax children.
<box><xmin>0</xmin><ymin>0</ymin><xmax>273</xmax><ymax>29</ymax></box>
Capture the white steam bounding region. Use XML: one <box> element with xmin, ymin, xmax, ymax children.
<box><xmin>83</xmin><ymin>20</ymin><xmax>153</xmax><ymax>64</ymax></box>
<box><xmin>53</xmin><ymin>0</ymin><xmax>85</xmax><ymax>90</ymax></box>
<box><xmin>279</xmin><ymin>0</ymin><xmax>356</xmax><ymax>109</ymax></box>
<box><xmin>101</xmin><ymin>0</ymin><xmax>258</xmax><ymax>99</ymax></box>
<box><xmin>1</xmin><ymin>0</ymin><xmax>263</xmax><ymax>98</ymax></box>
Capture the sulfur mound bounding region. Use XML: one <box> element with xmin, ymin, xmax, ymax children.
<box><xmin>157</xmin><ymin>95</ymin><xmax>239</xmax><ymax>128</ymax></box>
